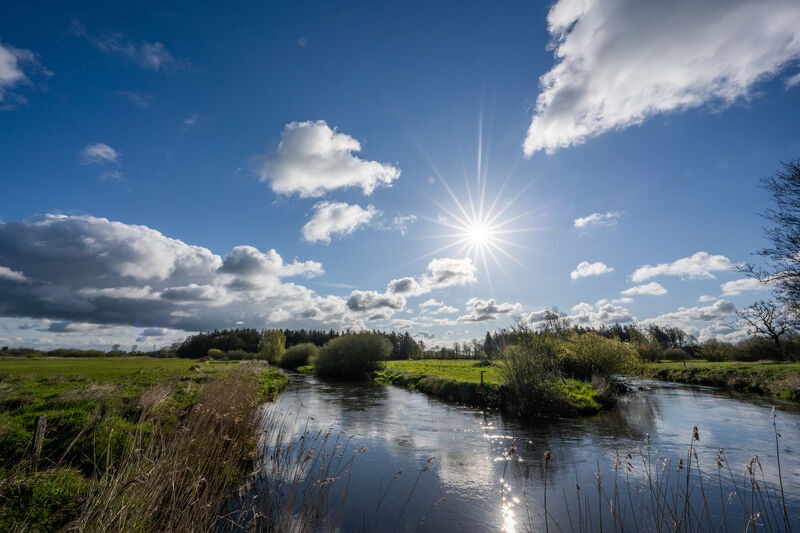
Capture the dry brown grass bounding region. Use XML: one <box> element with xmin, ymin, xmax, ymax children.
<box><xmin>73</xmin><ymin>366</ymin><xmax>268</xmax><ymax>532</ymax></box>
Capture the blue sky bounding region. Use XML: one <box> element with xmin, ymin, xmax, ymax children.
<box><xmin>2</xmin><ymin>0</ymin><xmax>800</xmax><ymax>350</ymax></box>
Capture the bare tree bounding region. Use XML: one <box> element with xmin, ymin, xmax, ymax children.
<box><xmin>741</xmin><ymin>159</ymin><xmax>800</xmax><ymax>319</ymax></box>
<box><xmin>736</xmin><ymin>299</ymin><xmax>796</xmax><ymax>348</ymax></box>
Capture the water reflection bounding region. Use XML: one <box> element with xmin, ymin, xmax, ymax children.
<box><xmin>244</xmin><ymin>374</ymin><xmax>800</xmax><ymax>531</ymax></box>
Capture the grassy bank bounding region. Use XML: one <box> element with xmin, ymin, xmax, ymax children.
<box><xmin>0</xmin><ymin>357</ymin><xmax>287</xmax><ymax>531</ymax></box>
<box><xmin>646</xmin><ymin>360</ymin><xmax>800</xmax><ymax>401</ymax></box>
<box><xmin>378</xmin><ymin>359</ymin><xmax>603</xmax><ymax>416</ymax></box>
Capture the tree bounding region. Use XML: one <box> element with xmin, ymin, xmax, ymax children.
<box><xmin>736</xmin><ymin>299</ymin><xmax>796</xmax><ymax>349</ymax></box>
<box><xmin>258</xmin><ymin>329</ymin><xmax>286</xmax><ymax>363</ymax></box>
<box><xmin>743</xmin><ymin>159</ymin><xmax>800</xmax><ymax>319</ymax></box>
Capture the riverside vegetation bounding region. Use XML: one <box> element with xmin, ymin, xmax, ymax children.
<box><xmin>0</xmin><ymin>356</ymin><xmax>287</xmax><ymax>531</ymax></box>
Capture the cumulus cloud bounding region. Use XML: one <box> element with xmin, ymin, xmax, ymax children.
<box><xmin>721</xmin><ymin>277</ymin><xmax>772</xmax><ymax>296</ymax></box>
<box><xmin>631</xmin><ymin>252</ymin><xmax>733</xmax><ymax>282</ymax></box>
<box><xmin>524</xmin><ymin>0</ymin><xmax>800</xmax><ymax>156</ymax></box>
<box><xmin>81</xmin><ymin>143</ymin><xmax>121</xmax><ymax>165</ymax></box>
<box><xmin>0</xmin><ymin>215</ymin><xmax>352</xmax><ymax>333</ymax></box>
<box><xmin>346</xmin><ymin>257</ymin><xmax>477</xmax><ymax>320</ymax></box>
<box><xmin>569</xmin><ymin>300</ymin><xmax>635</xmax><ymax>326</ymax></box>
<box><xmin>571</xmin><ymin>261</ymin><xmax>614</xmax><ymax>280</ymax></box>
<box><xmin>70</xmin><ymin>19</ymin><xmax>190</xmax><ymax>72</ymax></box>
<box><xmin>302</xmin><ymin>201</ymin><xmax>379</xmax><ymax>244</ymax></box>
<box><xmin>621</xmin><ymin>281</ymin><xmax>667</xmax><ymax>296</ymax></box>
<box><xmin>421</xmin><ymin>257</ymin><xmax>477</xmax><ymax>290</ymax></box>
<box><xmin>346</xmin><ymin>290</ymin><xmax>405</xmax><ymax>312</ymax></box>
<box><xmin>260</xmin><ymin>120</ymin><xmax>400</xmax><ymax>197</ymax></box>
<box><xmin>387</xmin><ymin>277</ymin><xmax>422</xmax><ymax>295</ymax></box>
<box><xmin>574</xmin><ymin>211</ymin><xmax>622</xmax><ymax>228</ymax></box>
<box><xmin>648</xmin><ymin>300</ymin><xmax>737</xmax><ymax>326</ymax></box>
<box><xmin>458</xmin><ymin>298</ymin><xmax>522</xmax><ymax>322</ymax></box>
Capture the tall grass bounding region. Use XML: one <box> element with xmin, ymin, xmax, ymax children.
<box><xmin>73</xmin><ymin>365</ymin><xmax>276</xmax><ymax>531</ymax></box>
<box><xmin>525</xmin><ymin>418</ymin><xmax>795</xmax><ymax>533</ymax></box>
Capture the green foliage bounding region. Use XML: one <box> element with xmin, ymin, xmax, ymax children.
<box><xmin>698</xmin><ymin>339</ymin><xmax>736</xmax><ymax>362</ymax></box>
<box><xmin>497</xmin><ymin>331</ymin><xmax>562</xmax><ymax>416</ymax></box>
<box><xmin>258</xmin><ymin>330</ymin><xmax>286</xmax><ymax>363</ymax></box>
<box><xmin>0</xmin><ymin>467</ymin><xmax>88</xmax><ymax>531</ymax></box>
<box><xmin>175</xmin><ymin>328</ymin><xmax>261</xmax><ymax>357</ymax></box>
<box><xmin>559</xmin><ymin>332</ymin><xmax>642</xmax><ymax>379</ymax></box>
<box><xmin>315</xmin><ymin>332</ymin><xmax>392</xmax><ymax>380</ymax></box>
<box><xmin>278</xmin><ymin>343</ymin><xmax>318</xmax><ymax>370</ymax></box>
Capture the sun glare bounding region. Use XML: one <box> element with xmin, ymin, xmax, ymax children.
<box><xmin>414</xmin><ymin>121</ymin><xmax>539</xmax><ymax>291</ymax></box>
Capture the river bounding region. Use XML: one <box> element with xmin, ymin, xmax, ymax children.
<box><xmin>229</xmin><ymin>373</ymin><xmax>800</xmax><ymax>531</ymax></box>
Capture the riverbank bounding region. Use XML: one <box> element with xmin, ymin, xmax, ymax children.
<box><xmin>646</xmin><ymin>360</ymin><xmax>800</xmax><ymax>402</ymax></box>
<box><xmin>377</xmin><ymin>359</ymin><xmax>604</xmax><ymax>416</ymax></box>
<box><xmin>0</xmin><ymin>357</ymin><xmax>287</xmax><ymax>531</ymax></box>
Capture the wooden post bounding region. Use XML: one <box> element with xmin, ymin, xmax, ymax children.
<box><xmin>32</xmin><ymin>415</ymin><xmax>47</xmax><ymax>472</ymax></box>
<box><xmin>480</xmin><ymin>370</ymin><xmax>485</xmax><ymax>387</ymax></box>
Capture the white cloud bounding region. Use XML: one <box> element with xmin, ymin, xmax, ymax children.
<box><xmin>81</xmin><ymin>143</ymin><xmax>120</xmax><ymax>165</ymax></box>
<box><xmin>621</xmin><ymin>281</ymin><xmax>667</xmax><ymax>296</ymax></box>
<box><xmin>458</xmin><ymin>298</ymin><xmax>522</xmax><ymax>322</ymax></box>
<box><xmin>260</xmin><ymin>120</ymin><xmax>400</xmax><ymax>197</ymax></box>
<box><xmin>0</xmin><ymin>42</ymin><xmax>32</xmax><ymax>102</ymax></box>
<box><xmin>568</xmin><ymin>300</ymin><xmax>634</xmax><ymax>326</ymax></box>
<box><xmin>571</xmin><ymin>260</ymin><xmax>614</xmax><ymax>280</ymax></box>
<box><xmin>698</xmin><ymin>295</ymin><xmax>716</xmax><ymax>303</ymax></box>
<box><xmin>574</xmin><ymin>211</ymin><xmax>621</xmax><ymax>228</ymax></box>
<box><xmin>431</xmin><ymin>305</ymin><xmax>458</xmax><ymax>315</ymax></box>
<box><xmin>0</xmin><ymin>266</ymin><xmax>27</xmax><ymax>283</ymax></box>
<box><xmin>419</xmin><ymin>298</ymin><xmax>442</xmax><ymax>308</ymax></box>
<box><xmin>0</xmin><ymin>215</ymin><xmax>354</xmax><ymax>333</ymax></box>
<box><xmin>421</xmin><ymin>257</ymin><xmax>477</xmax><ymax>291</ymax></box>
<box><xmin>720</xmin><ymin>277</ymin><xmax>773</xmax><ymax>296</ymax></box>
<box><xmin>648</xmin><ymin>300</ymin><xmax>737</xmax><ymax>326</ymax></box>
<box><xmin>392</xmin><ymin>214</ymin><xmax>417</xmax><ymax>236</ymax></box>
<box><xmin>70</xmin><ymin>19</ymin><xmax>189</xmax><ymax>72</ymax></box>
<box><xmin>346</xmin><ymin>290</ymin><xmax>405</xmax><ymax>313</ymax></box>
<box><xmin>524</xmin><ymin>0</ymin><xmax>800</xmax><ymax>156</ymax></box>
<box><xmin>631</xmin><ymin>252</ymin><xmax>733</xmax><ymax>283</ymax></box>
<box><xmin>301</xmin><ymin>201</ymin><xmax>379</xmax><ymax>244</ymax></box>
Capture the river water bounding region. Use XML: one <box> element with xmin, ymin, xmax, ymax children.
<box><xmin>239</xmin><ymin>374</ymin><xmax>800</xmax><ymax>532</ymax></box>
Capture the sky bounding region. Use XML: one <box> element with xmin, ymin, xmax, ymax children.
<box><xmin>1</xmin><ymin>0</ymin><xmax>800</xmax><ymax>351</ymax></box>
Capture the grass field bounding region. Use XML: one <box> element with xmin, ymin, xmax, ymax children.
<box><xmin>384</xmin><ymin>359</ymin><xmax>503</xmax><ymax>384</ymax></box>
<box><xmin>647</xmin><ymin>359</ymin><xmax>800</xmax><ymax>401</ymax></box>
<box><xmin>0</xmin><ymin>356</ymin><xmax>287</xmax><ymax>531</ymax></box>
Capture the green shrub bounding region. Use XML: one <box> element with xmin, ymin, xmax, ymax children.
<box><xmin>560</xmin><ymin>332</ymin><xmax>641</xmax><ymax>379</ymax></box>
<box><xmin>278</xmin><ymin>343</ymin><xmax>318</xmax><ymax>370</ymax></box>
<box><xmin>315</xmin><ymin>332</ymin><xmax>391</xmax><ymax>380</ymax></box>
<box><xmin>699</xmin><ymin>339</ymin><xmax>736</xmax><ymax>362</ymax></box>
<box><xmin>497</xmin><ymin>332</ymin><xmax>562</xmax><ymax>416</ymax></box>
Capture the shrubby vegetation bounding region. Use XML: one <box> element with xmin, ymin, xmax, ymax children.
<box><xmin>314</xmin><ymin>332</ymin><xmax>392</xmax><ymax>380</ymax></box>
<box><xmin>278</xmin><ymin>342</ymin><xmax>318</xmax><ymax>370</ymax></box>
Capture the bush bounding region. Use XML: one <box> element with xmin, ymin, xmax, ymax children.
<box><xmin>278</xmin><ymin>343</ymin><xmax>318</xmax><ymax>370</ymax></box>
<box><xmin>497</xmin><ymin>329</ymin><xmax>562</xmax><ymax>416</ymax></box>
<box><xmin>698</xmin><ymin>339</ymin><xmax>736</xmax><ymax>362</ymax></box>
<box><xmin>559</xmin><ymin>332</ymin><xmax>641</xmax><ymax>379</ymax></box>
<box><xmin>315</xmin><ymin>333</ymin><xmax>391</xmax><ymax>380</ymax></box>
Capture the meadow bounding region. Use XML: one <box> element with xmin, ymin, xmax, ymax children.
<box><xmin>0</xmin><ymin>356</ymin><xmax>287</xmax><ymax>531</ymax></box>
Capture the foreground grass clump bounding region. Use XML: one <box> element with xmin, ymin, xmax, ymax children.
<box><xmin>315</xmin><ymin>332</ymin><xmax>391</xmax><ymax>380</ymax></box>
<box><xmin>0</xmin><ymin>357</ymin><xmax>287</xmax><ymax>531</ymax></box>
<box><xmin>648</xmin><ymin>360</ymin><xmax>800</xmax><ymax>401</ymax></box>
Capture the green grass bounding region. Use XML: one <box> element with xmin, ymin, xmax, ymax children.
<box><xmin>0</xmin><ymin>357</ymin><xmax>287</xmax><ymax>531</ymax></box>
<box><xmin>646</xmin><ymin>360</ymin><xmax>800</xmax><ymax>401</ymax></box>
<box><xmin>384</xmin><ymin>359</ymin><xmax>503</xmax><ymax>385</ymax></box>
<box><xmin>379</xmin><ymin>359</ymin><xmax>603</xmax><ymax>415</ymax></box>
